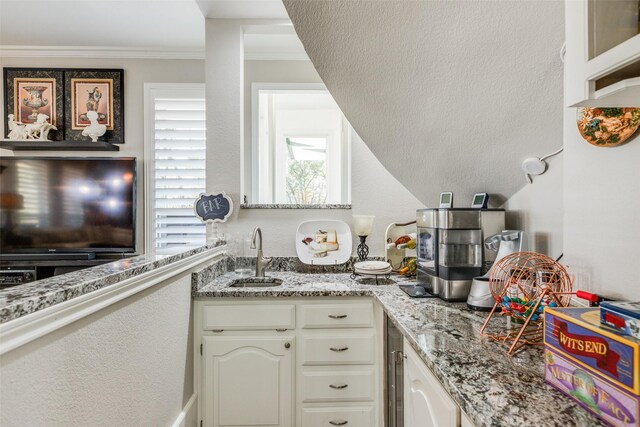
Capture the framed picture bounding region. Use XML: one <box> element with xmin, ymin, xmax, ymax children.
<box><xmin>3</xmin><ymin>68</ymin><xmax>64</xmax><ymax>140</ymax></box>
<box><xmin>71</xmin><ymin>78</ymin><xmax>114</xmax><ymax>130</ymax></box>
<box><xmin>64</xmin><ymin>69</ymin><xmax>124</xmax><ymax>143</ymax></box>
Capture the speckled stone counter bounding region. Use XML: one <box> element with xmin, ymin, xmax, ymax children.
<box><xmin>0</xmin><ymin>242</ymin><xmax>224</xmax><ymax>324</ymax></box>
<box><xmin>193</xmin><ymin>269</ymin><xmax>605</xmax><ymax>427</ymax></box>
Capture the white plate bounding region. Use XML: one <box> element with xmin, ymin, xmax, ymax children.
<box><xmin>354</xmin><ymin>261</ymin><xmax>392</xmax><ymax>272</ymax></box>
<box><xmin>296</xmin><ymin>220</ymin><xmax>352</xmax><ymax>265</ymax></box>
<box><xmin>354</xmin><ymin>267</ymin><xmax>392</xmax><ymax>276</ymax></box>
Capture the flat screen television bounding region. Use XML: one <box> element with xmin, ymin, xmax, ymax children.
<box><xmin>0</xmin><ymin>157</ymin><xmax>136</xmax><ymax>255</ymax></box>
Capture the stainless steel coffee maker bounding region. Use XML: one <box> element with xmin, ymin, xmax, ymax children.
<box><xmin>416</xmin><ymin>208</ymin><xmax>505</xmax><ymax>301</ymax></box>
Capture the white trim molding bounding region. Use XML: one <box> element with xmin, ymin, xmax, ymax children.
<box><xmin>0</xmin><ymin>45</ymin><xmax>309</xmax><ymax>61</ymax></box>
<box><xmin>171</xmin><ymin>393</ymin><xmax>197</xmax><ymax>427</ymax></box>
<box><xmin>0</xmin><ymin>45</ymin><xmax>206</xmax><ymax>60</ymax></box>
<box><xmin>0</xmin><ymin>247</ymin><xmax>224</xmax><ymax>355</ymax></box>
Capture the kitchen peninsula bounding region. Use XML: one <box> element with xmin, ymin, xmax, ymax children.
<box><xmin>1</xmin><ymin>247</ymin><xmax>605</xmax><ymax>426</ymax></box>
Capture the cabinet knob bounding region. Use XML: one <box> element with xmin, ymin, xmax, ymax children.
<box><xmin>329</xmin><ymin>384</ymin><xmax>348</xmax><ymax>389</ymax></box>
<box><xmin>329</xmin><ymin>346</ymin><xmax>349</xmax><ymax>352</ymax></box>
<box><xmin>329</xmin><ymin>420</ymin><xmax>348</xmax><ymax>426</ymax></box>
<box><xmin>284</xmin><ymin>342</ymin><xmax>291</xmax><ymax>349</ymax></box>
<box><xmin>328</xmin><ymin>314</ymin><xmax>347</xmax><ymax>319</ymax></box>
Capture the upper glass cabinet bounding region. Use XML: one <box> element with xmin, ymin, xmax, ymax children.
<box><xmin>588</xmin><ymin>0</ymin><xmax>640</xmax><ymax>60</ymax></box>
<box><xmin>565</xmin><ymin>0</ymin><xmax>640</xmax><ymax>107</ymax></box>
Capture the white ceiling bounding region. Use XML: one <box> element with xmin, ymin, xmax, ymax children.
<box><xmin>0</xmin><ymin>0</ymin><xmax>304</xmax><ymax>59</ymax></box>
<box><xmin>284</xmin><ymin>0</ymin><xmax>566</xmax><ymax>206</ymax></box>
<box><xmin>0</xmin><ymin>1</ymin><xmax>206</xmax><ymax>49</ymax></box>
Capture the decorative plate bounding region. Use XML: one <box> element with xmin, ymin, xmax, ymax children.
<box><xmin>577</xmin><ymin>107</ymin><xmax>640</xmax><ymax>147</ymax></box>
<box><xmin>296</xmin><ymin>220</ymin><xmax>352</xmax><ymax>265</ymax></box>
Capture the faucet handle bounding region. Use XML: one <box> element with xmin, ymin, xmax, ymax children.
<box><xmin>263</xmin><ymin>256</ymin><xmax>273</xmax><ymax>265</ymax></box>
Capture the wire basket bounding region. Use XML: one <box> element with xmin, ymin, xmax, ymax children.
<box><xmin>480</xmin><ymin>251</ymin><xmax>574</xmax><ymax>355</ymax></box>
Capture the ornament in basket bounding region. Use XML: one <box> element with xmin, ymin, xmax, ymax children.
<box><xmin>480</xmin><ymin>251</ymin><xmax>574</xmax><ymax>355</ymax></box>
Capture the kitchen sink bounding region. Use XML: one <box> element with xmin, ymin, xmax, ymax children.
<box><xmin>229</xmin><ymin>278</ymin><xmax>283</xmax><ymax>288</ymax></box>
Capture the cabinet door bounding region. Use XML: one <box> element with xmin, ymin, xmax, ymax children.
<box><xmin>403</xmin><ymin>342</ymin><xmax>458</xmax><ymax>427</ymax></box>
<box><xmin>202</xmin><ymin>335</ymin><xmax>294</xmax><ymax>427</ymax></box>
<box><xmin>565</xmin><ymin>0</ymin><xmax>640</xmax><ymax>107</ymax></box>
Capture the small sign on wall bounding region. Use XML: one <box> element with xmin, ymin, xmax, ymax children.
<box><xmin>194</xmin><ymin>192</ymin><xmax>233</xmax><ymax>223</ymax></box>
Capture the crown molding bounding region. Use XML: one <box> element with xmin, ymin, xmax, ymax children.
<box><xmin>0</xmin><ymin>45</ymin><xmax>309</xmax><ymax>61</ymax></box>
<box><xmin>0</xmin><ymin>45</ymin><xmax>206</xmax><ymax>60</ymax></box>
<box><xmin>244</xmin><ymin>51</ymin><xmax>309</xmax><ymax>61</ymax></box>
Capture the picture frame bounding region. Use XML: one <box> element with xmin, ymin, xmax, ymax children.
<box><xmin>3</xmin><ymin>68</ymin><xmax>64</xmax><ymax>141</ymax></box>
<box><xmin>64</xmin><ymin>69</ymin><xmax>124</xmax><ymax>143</ymax></box>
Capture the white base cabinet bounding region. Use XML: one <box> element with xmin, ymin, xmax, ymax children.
<box><xmin>202</xmin><ymin>335</ymin><xmax>294</xmax><ymax>427</ymax></box>
<box><xmin>300</xmin><ymin>406</ymin><xmax>374</xmax><ymax>426</ymax></box>
<box><xmin>195</xmin><ymin>298</ymin><xmax>383</xmax><ymax>427</ymax></box>
<box><xmin>403</xmin><ymin>341</ymin><xmax>459</xmax><ymax>427</ymax></box>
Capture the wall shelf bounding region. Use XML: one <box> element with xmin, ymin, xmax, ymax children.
<box><xmin>0</xmin><ymin>140</ymin><xmax>120</xmax><ymax>152</ymax></box>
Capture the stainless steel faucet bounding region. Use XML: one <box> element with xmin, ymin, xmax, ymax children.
<box><xmin>250</xmin><ymin>227</ymin><xmax>272</xmax><ymax>277</ymax></box>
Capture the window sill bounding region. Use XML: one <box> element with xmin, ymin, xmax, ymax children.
<box><xmin>240</xmin><ymin>203</ymin><xmax>352</xmax><ymax>210</ymax></box>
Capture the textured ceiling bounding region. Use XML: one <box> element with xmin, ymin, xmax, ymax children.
<box><xmin>284</xmin><ymin>0</ymin><xmax>565</xmax><ymax>207</ymax></box>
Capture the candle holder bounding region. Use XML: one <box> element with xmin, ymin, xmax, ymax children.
<box><xmin>353</xmin><ymin>215</ymin><xmax>375</xmax><ymax>262</ymax></box>
<box><xmin>357</xmin><ymin>235</ymin><xmax>369</xmax><ymax>261</ymax></box>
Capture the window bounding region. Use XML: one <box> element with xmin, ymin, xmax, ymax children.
<box><xmin>248</xmin><ymin>83</ymin><xmax>351</xmax><ymax>206</ymax></box>
<box><xmin>144</xmin><ymin>84</ymin><xmax>206</xmax><ymax>254</ymax></box>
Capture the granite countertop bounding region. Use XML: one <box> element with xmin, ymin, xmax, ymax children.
<box><xmin>193</xmin><ymin>269</ymin><xmax>605</xmax><ymax>427</ymax></box>
<box><xmin>0</xmin><ymin>242</ymin><xmax>224</xmax><ymax>324</ymax></box>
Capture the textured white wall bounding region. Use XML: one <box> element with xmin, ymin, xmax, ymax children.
<box><xmin>283</xmin><ymin>0</ymin><xmax>565</xmax><ymax>207</ymax></box>
<box><xmin>0</xmin><ymin>273</ymin><xmax>196</xmax><ymax>426</ymax></box>
<box><xmin>0</xmin><ymin>56</ymin><xmax>205</xmax><ymax>253</ymax></box>
<box><xmin>506</xmin><ymin>117</ymin><xmax>640</xmax><ymax>300</ymax></box>
<box><xmin>503</xmin><ymin>154</ymin><xmax>563</xmax><ymax>259</ymax></box>
<box><xmin>563</xmin><ymin>115</ymin><xmax>640</xmax><ymax>300</ymax></box>
<box><xmin>206</xmin><ymin>22</ymin><xmax>424</xmax><ymax>256</ymax></box>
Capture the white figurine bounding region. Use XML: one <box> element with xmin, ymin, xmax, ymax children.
<box><xmin>23</xmin><ymin>114</ymin><xmax>56</xmax><ymax>140</ymax></box>
<box><xmin>81</xmin><ymin>110</ymin><xmax>106</xmax><ymax>142</ymax></box>
<box><xmin>7</xmin><ymin>114</ymin><xmax>26</xmax><ymax>139</ymax></box>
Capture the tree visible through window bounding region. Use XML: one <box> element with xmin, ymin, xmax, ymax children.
<box><xmin>285</xmin><ymin>137</ymin><xmax>327</xmax><ymax>204</ymax></box>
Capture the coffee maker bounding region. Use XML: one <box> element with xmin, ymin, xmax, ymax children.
<box><xmin>466</xmin><ymin>230</ymin><xmax>528</xmax><ymax>310</ymax></box>
<box><xmin>416</xmin><ymin>208</ymin><xmax>505</xmax><ymax>301</ymax></box>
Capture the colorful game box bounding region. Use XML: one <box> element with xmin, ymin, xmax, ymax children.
<box><xmin>545</xmin><ymin>348</ymin><xmax>640</xmax><ymax>427</ymax></box>
<box><xmin>544</xmin><ymin>307</ymin><xmax>640</xmax><ymax>395</ymax></box>
<box><xmin>601</xmin><ymin>302</ymin><xmax>640</xmax><ymax>340</ymax></box>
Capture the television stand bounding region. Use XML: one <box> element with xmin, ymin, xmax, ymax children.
<box><xmin>0</xmin><ymin>253</ymin><xmax>96</xmax><ymax>261</ymax></box>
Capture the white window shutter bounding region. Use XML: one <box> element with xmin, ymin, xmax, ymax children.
<box><xmin>152</xmin><ymin>96</ymin><xmax>206</xmax><ymax>252</ymax></box>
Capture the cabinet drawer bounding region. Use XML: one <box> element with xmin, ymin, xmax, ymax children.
<box><xmin>301</xmin><ymin>368</ymin><xmax>375</xmax><ymax>402</ymax></box>
<box><xmin>301</xmin><ymin>332</ymin><xmax>375</xmax><ymax>365</ymax></box>
<box><xmin>201</xmin><ymin>304</ymin><xmax>295</xmax><ymax>330</ymax></box>
<box><xmin>300</xmin><ymin>303</ymin><xmax>374</xmax><ymax>329</ymax></box>
<box><xmin>301</xmin><ymin>406</ymin><xmax>373</xmax><ymax>427</ymax></box>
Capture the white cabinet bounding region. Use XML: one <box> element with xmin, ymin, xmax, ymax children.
<box><xmin>196</xmin><ymin>298</ymin><xmax>382</xmax><ymax>427</ymax></box>
<box><xmin>300</xmin><ymin>332</ymin><xmax>376</xmax><ymax>365</ymax></box>
<box><xmin>300</xmin><ymin>406</ymin><xmax>374</xmax><ymax>426</ymax></box>
<box><xmin>202</xmin><ymin>335</ymin><xmax>294</xmax><ymax>427</ymax></box>
<box><xmin>297</xmin><ymin>300</ymin><xmax>380</xmax><ymax>426</ymax></box>
<box><xmin>403</xmin><ymin>341</ymin><xmax>459</xmax><ymax>427</ymax></box>
<box><xmin>565</xmin><ymin>0</ymin><xmax>640</xmax><ymax>107</ymax></box>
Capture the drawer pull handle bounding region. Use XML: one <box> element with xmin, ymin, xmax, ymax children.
<box><xmin>328</xmin><ymin>314</ymin><xmax>347</xmax><ymax>319</ymax></box>
<box><xmin>329</xmin><ymin>346</ymin><xmax>349</xmax><ymax>352</ymax></box>
<box><xmin>329</xmin><ymin>384</ymin><xmax>348</xmax><ymax>389</ymax></box>
<box><xmin>329</xmin><ymin>420</ymin><xmax>348</xmax><ymax>426</ymax></box>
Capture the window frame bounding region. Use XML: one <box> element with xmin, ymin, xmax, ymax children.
<box><xmin>249</xmin><ymin>82</ymin><xmax>351</xmax><ymax>206</ymax></box>
<box><xmin>143</xmin><ymin>82</ymin><xmax>206</xmax><ymax>253</ymax></box>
